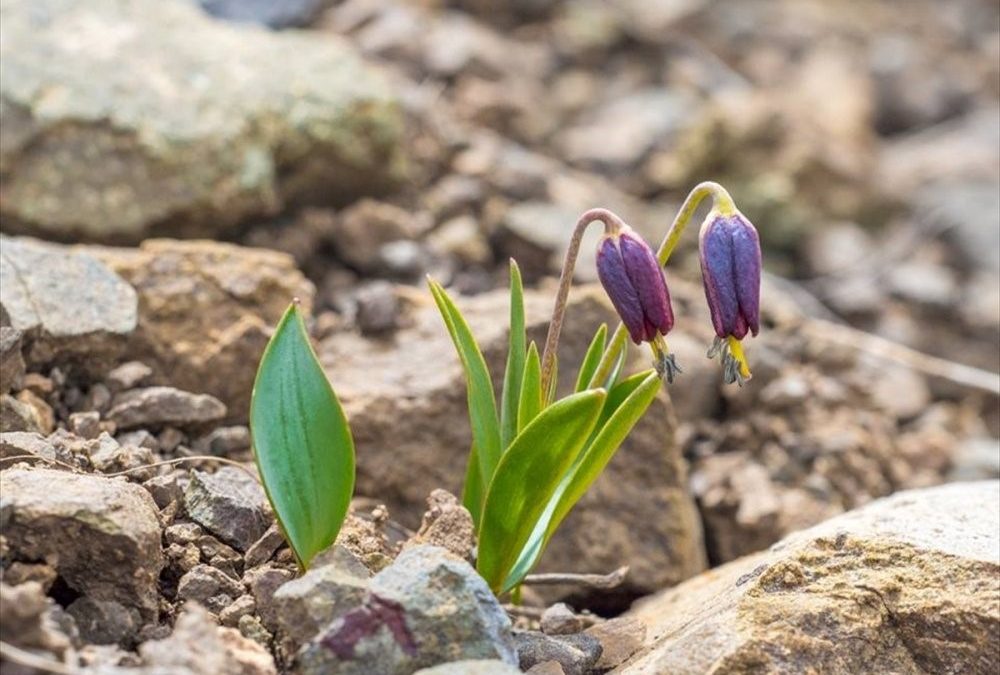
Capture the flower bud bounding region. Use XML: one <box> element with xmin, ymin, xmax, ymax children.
<box><xmin>597</xmin><ymin>227</ymin><xmax>674</xmax><ymax>345</ymax></box>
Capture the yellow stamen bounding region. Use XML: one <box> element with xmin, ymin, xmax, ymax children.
<box><xmin>726</xmin><ymin>336</ymin><xmax>752</xmax><ymax>380</ymax></box>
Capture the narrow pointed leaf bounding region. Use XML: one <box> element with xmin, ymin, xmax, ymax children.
<box><xmin>477</xmin><ymin>389</ymin><xmax>606</xmax><ymax>592</ymax></box>
<box><xmin>428</xmin><ymin>280</ymin><xmax>502</xmax><ymax>489</ymax></box>
<box><xmin>250</xmin><ymin>303</ymin><xmax>355</xmax><ymax>570</ymax></box>
<box><xmin>517</xmin><ymin>342</ymin><xmax>542</xmax><ymax>433</ymax></box>
<box><xmin>575</xmin><ymin>324</ymin><xmax>608</xmax><ymax>392</ymax></box>
<box><xmin>503</xmin><ymin>370</ymin><xmax>660</xmax><ymax>587</ymax></box>
<box><xmin>500</xmin><ymin>260</ymin><xmax>526</xmax><ymax>451</ymax></box>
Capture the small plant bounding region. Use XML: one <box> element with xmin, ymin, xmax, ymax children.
<box><xmin>249</xmin><ymin>302</ymin><xmax>356</xmax><ymax>570</ymax></box>
<box><xmin>432</xmin><ymin>181</ymin><xmax>761</xmax><ymax>596</ymax></box>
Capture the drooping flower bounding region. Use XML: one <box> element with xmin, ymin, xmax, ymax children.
<box><xmin>699</xmin><ymin>208</ymin><xmax>761</xmax><ymax>385</ymax></box>
<box><xmin>597</xmin><ymin>225</ymin><xmax>681</xmax><ymax>382</ymax></box>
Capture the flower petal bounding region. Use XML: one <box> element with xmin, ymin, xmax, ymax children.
<box><xmin>619</xmin><ymin>230</ymin><xmax>674</xmax><ymax>337</ymax></box>
<box><xmin>596</xmin><ymin>237</ymin><xmax>646</xmax><ymax>344</ymax></box>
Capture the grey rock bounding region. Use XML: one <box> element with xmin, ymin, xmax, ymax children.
<box><xmin>299</xmin><ymin>546</ymin><xmax>517</xmax><ymax>675</ymax></box>
<box><xmin>355</xmin><ymin>281</ymin><xmax>401</xmax><ymax>336</ymax></box>
<box><xmin>0</xmin><ymin>393</ymin><xmax>43</xmax><ymax>432</ymax></box>
<box><xmin>514</xmin><ymin>631</ymin><xmax>602</xmax><ymax>675</ymax></box>
<box><xmin>888</xmin><ymin>260</ymin><xmax>958</xmax><ymax>307</ymax></box>
<box><xmin>402</xmin><ymin>489</ymin><xmax>475</xmax><ymax>562</ymax></box>
<box><xmin>272</xmin><ymin>553</ymin><xmax>370</xmax><ymax>649</ymax></box>
<box><xmin>583</xmin><ymin>617</ymin><xmax>645</xmax><ymax>670</ymax></box>
<box><xmin>0</xmin><ymin>431</ymin><xmax>54</xmax><ymax>461</ymax></box>
<box><xmin>194</xmin><ymin>426</ymin><xmax>251</xmax><ymax>456</ymax></box>
<box><xmin>184</xmin><ymin>467</ymin><xmax>271</xmax><ymax>552</ymax></box>
<box><xmin>107</xmin><ymin>386</ymin><xmax>227</xmax><ymax>430</ymax></box>
<box><xmin>244</xmin><ymin>564</ymin><xmax>295</xmax><ymax>633</ymax></box>
<box><xmin>166</xmin><ymin>522</ymin><xmax>205</xmax><ymax>546</ymax></box>
<box><xmin>105</xmin><ymin>361</ymin><xmax>154</xmax><ymax>393</ymax></box>
<box><xmin>244</xmin><ymin>524</ymin><xmax>288</xmax><ymax>568</ymax></box>
<box><xmin>413</xmin><ymin>661</ymin><xmax>523</xmax><ymax>675</ymax></box>
<box><xmin>68</xmin><ymin>411</ymin><xmax>102</xmax><ymax>439</ymax></box>
<box><xmin>116</xmin><ymin>429</ymin><xmax>158</xmax><ymax>451</ymax></box>
<box><xmin>0</xmin><ymin>0</ymin><xmax>408</xmax><ymax>242</ymax></box>
<box><xmin>0</xmin><ymin>468</ymin><xmax>163</xmax><ymax>620</ymax></box>
<box><xmin>139</xmin><ymin>603</ymin><xmax>277</xmax><ymax>675</ymax></box>
<box><xmin>332</xmin><ymin>199</ymin><xmax>430</xmax><ymax>273</ymax></box>
<box><xmin>220</xmin><ymin>594</ymin><xmax>257</xmax><ymax>628</ymax></box>
<box><xmin>87</xmin><ymin>432</ymin><xmax>155</xmax><ymax>476</ymax></box>
<box><xmin>0</xmin><ymin>237</ymin><xmax>137</xmax><ymax>373</ymax></box>
<box><xmin>539</xmin><ymin>604</ymin><xmax>585</xmax><ymax>636</ymax></box>
<box><xmin>198</xmin><ymin>0</ymin><xmax>333</xmax><ymax>28</ymax></box>
<box><xmin>141</xmin><ymin>471</ymin><xmax>183</xmax><ymax>509</ymax></box>
<box><xmin>0</xmin><ymin>581</ymin><xmax>74</xmax><ymax>658</ymax></box>
<box><xmin>178</xmin><ymin>564</ymin><xmax>245</xmax><ymax>605</ymax></box>
<box><xmin>0</xmin><ymin>326</ymin><xmax>25</xmax><ymax>393</ymax></box>
<box><xmin>66</xmin><ymin>597</ymin><xmax>142</xmax><ymax>646</ymax></box>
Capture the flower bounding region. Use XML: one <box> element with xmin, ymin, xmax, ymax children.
<box><xmin>597</xmin><ymin>225</ymin><xmax>681</xmax><ymax>382</ymax></box>
<box><xmin>699</xmin><ymin>209</ymin><xmax>761</xmax><ymax>385</ymax></box>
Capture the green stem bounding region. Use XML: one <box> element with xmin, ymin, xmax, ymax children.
<box><xmin>539</xmin><ymin>208</ymin><xmax>626</xmax><ymax>401</ymax></box>
<box><xmin>587</xmin><ymin>182</ymin><xmax>735</xmax><ymax>388</ymax></box>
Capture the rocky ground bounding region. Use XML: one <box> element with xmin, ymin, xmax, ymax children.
<box><xmin>1</xmin><ymin>0</ymin><xmax>998</xmax><ymax>673</ymax></box>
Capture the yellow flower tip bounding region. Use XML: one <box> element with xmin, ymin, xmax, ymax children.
<box><xmin>726</xmin><ymin>336</ymin><xmax>752</xmax><ymax>382</ymax></box>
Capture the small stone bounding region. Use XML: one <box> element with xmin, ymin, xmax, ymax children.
<box><xmin>85</xmin><ymin>383</ymin><xmax>113</xmax><ymax>415</ymax></box>
<box><xmin>0</xmin><ymin>327</ymin><xmax>25</xmax><ymax>393</ymax></box>
<box><xmin>194</xmin><ymin>426</ymin><xmax>251</xmax><ymax>456</ymax></box>
<box><xmin>22</xmin><ymin>373</ymin><xmax>54</xmax><ymax>397</ymax></box>
<box><xmin>525</xmin><ymin>662</ymin><xmax>566</xmax><ymax>675</ymax></box>
<box><xmin>271</xmin><ymin>551</ymin><xmax>370</xmax><ymax>649</ymax></box>
<box><xmin>0</xmin><ymin>236</ymin><xmax>137</xmax><ymax>374</ymax></box>
<box><xmin>117</xmin><ymin>429</ymin><xmax>158</xmax><ymax>450</ymax></box>
<box><xmin>334</xmin><ymin>512</ymin><xmax>395</xmax><ymax>573</ymax></box>
<box><xmin>244</xmin><ymin>565</ymin><xmax>295</xmax><ymax>633</ymax></box>
<box><xmin>403</xmin><ymin>489</ymin><xmax>476</xmax><ymax>562</ymax></box>
<box><xmin>888</xmin><ymin>259</ymin><xmax>957</xmax><ymax>307</ymax></box>
<box><xmin>69</xmin><ymin>411</ymin><xmax>102</xmax><ymax>439</ymax></box>
<box><xmin>333</xmin><ymin>199</ymin><xmax>430</xmax><ymax>273</ymax></box>
<box><xmin>88</xmin><ymin>432</ymin><xmax>155</xmax><ymax>476</ymax></box>
<box><xmin>0</xmin><ymin>431</ymin><xmax>56</xmax><ymax>461</ymax></box>
<box><xmin>540</xmin><ymin>604</ymin><xmax>585</xmax><ymax>636</ymax></box>
<box><xmin>220</xmin><ymin>595</ymin><xmax>257</xmax><ymax>628</ymax></box>
<box><xmin>378</xmin><ymin>240</ymin><xmax>428</xmax><ymax>279</ymax></box>
<box><xmin>426</xmin><ymin>216</ymin><xmax>491</xmax><ymax>265</ymax></box>
<box><xmin>1</xmin><ymin>393</ymin><xmax>43</xmax><ymax>433</ymax></box>
<box><xmin>166</xmin><ymin>522</ymin><xmax>205</xmax><ymax>546</ymax></box>
<box><xmin>3</xmin><ymin>562</ymin><xmax>58</xmax><ymax>591</ymax></box>
<box><xmin>178</xmin><ymin>565</ymin><xmax>245</xmax><ymax>605</ymax></box>
<box><xmin>244</xmin><ymin>524</ymin><xmax>287</xmax><ymax>569</ymax></box>
<box><xmin>67</xmin><ymin>597</ymin><xmax>142</xmax><ymax>646</ymax></box>
<box><xmin>0</xmin><ymin>581</ymin><xmax>73</xmax><ymax>658</ymax></box>
<box><xmin>1</xmin><ymin>469</ymin><xmax>163</xmax><ymax>621</ymax></box>
<box><xmin>184</xmin><ymin>467</ymin><xmax>271</xmax><ymax>552</ymax></box>
<box><xmin>165</xmin><ymin>543</ymin><xmax>202</xmax><ymax>575</ymax></box>
<box><xmin>105</xmin><ymin>362</ymin><xmax>154</xmax><ymax>393</ymax></box>
<box><xmin>584</xmin><ymin>617</ymin><xmax>646</xmax><ymax>670</ymax></box>
<box><xmin>355</xmin><ymin>281</ymin><xmax>401</xmax><ymax>336</ymax></box>
<box><xmin>238</xmin><ymin>614</ymin><xmax>273</xmax><ymax>648</ymax></box>
<box><xmin>415</xmin><ymin>661</ymin><xmax>524</xmax><ymax>675</ymax></box>
<box><xmin>514</xmin><ymin>631</ymin><xmax>602</xmax><ymax>675</ymax></box>
<box><xmin>299</xmin><ymin>545</ymin><xmax>517</xmax><ymax>674</ymax></box>
<box><xmin>140</xmin><ymin>603</ymin><xmax>277</xmax><ymax>675</ymax></box>
<box><xmin>143</xmin><ymin>473</ymin><xmax>184</xmax><ymax>509</ymax></box>
<box><xmin>16</xmin><ymin>389</ymin><xmax>54</xmax><ymax>434</ymax></box>
<box><xmin>158</xmin><ymin>427</ymin><xmax>186</xmax><ymax>453</ymax></box>
<box><xmin>107</xmin><ymin>386</ymin><xmax>227</xmax><ymax>430</ymax></box>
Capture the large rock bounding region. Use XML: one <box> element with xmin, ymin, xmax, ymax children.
<box><xmin>0</xmin><ymin>236</ymin><xmax>137</xmax><ymax>374</ymax></box>
<box><xmin>319</xmin><ymin>284</ymin><xmax>707</xmax><ymax>598</ymax></box>
<box><xmin>0</xmin><ymin>468</ymin><xmax>163</xmax><ymax>622</ymax></box>
<box><xmin>298</xmin><ymin>545</ymin><xmax>517</xmax><ymax>674</ymax></box>
<box><xmin>0</xmin><ymin>0</ymin><xmax>408</xmax><ymax>242</ymax></box>
<box><xmin>618</xmin><ymin>482</ymin><xmax>1000</xmax><ymax>674</ymax></box>
<box><xmin>91</xmin><ymin>239</ymin><xmax>314</xmax><ymax>419</ymax></box>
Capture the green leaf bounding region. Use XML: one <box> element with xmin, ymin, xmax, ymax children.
<box><xmin>477</xmin><ymin>389</ymin><xmax>606</xmax><ymax>593</ymax></box>
<box><xmin>428</xmin><ymin>280</ymin><xmax>502</xmax><ymax>490</ymax></box>
<box><xmin>250</xmin><ymin>303</ymin><xmax>355</xmax><ymax>570</ymax></box>
<box><xmin>503</xmin><ymin>370</ymin><xmax>660</xmax><ymax>588</ymax></box>
<box><xmin>462</xmin><ymin>442</ymin><xmax>484</xmax><ymax>528</ymax></box>
<box><xmin>517</xmin><ymin>342</ymin><xmax>542</xmax><ymax>433</ymax></box>
<box><xmin>575</xmin><ymin>324</ymin><xmax>608</xmax><ymax>392</ymax></box>
<box><xmin>500</xmin><ymin>260</ymin><xmax>526</xmax><ymax>451</ymax></box>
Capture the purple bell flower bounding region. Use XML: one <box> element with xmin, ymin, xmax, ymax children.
<box><xmin>699</xmin><ymin>209</ymin><xmax>761</xmax><ymax>385</ymax></box>
<box><xmin>597</xmin><ymin>226</ymin><xmax>681</xmax><ymax>381</ymax></box>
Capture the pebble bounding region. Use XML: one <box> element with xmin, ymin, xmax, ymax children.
<box><xmin>540</xmin><ymin>603</ymin><xmax>586</xmax><ymax>636</ymax></box>
<box><xmin>105</xmin><ymin>361</ymin><xmax>154</xmax><ymax>393</ymax></box>
<box><xmin>107</xmin><ymin>386</ymin><xmax>227</xmax><ymax>430</ymax></box>
<box><xmin>178</xmin><ymin>564</ymin><xmax>245</xmax><ymax>605</ymax></box>
<box><xmin>244</xmin><ymin>524</ymin><xmax>287</xmax><ymax>569</ymax></box>
<box><xmin>514</xmin><ymin>631</ymin><xmax>602</xmax><ymax>675</ymax></box>
<box><xmin>0</xmin><ymin>327</ymin><xmax>25</xmax><ymax>393</ymax></box>
<box><xmin>184</xmin><ymin>467</ymin><xmax>271</xmax><ymax>552</ymax></box>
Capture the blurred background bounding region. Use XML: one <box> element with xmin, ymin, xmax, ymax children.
<box><xmin>1</xmin><ymin>0</ymin><xmax>998</xmax><ymax>584</ymax></box>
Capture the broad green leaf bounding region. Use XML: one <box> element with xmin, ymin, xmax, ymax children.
<box><xmin>250</xmin><ymin>304</ymin><xmax>355</xmax><ymax>570</ymax></box>
<box><xmin>503</xmin><ymin>370</ymin><xmax>660</xmax><ymax>588</ymax></box>
<box><xmin>462</xmin><ymin>442</ymin><xmax>484</xmax><ymax>528</ymax></box>
<box><xmin>477</xmin><ymin>389</ymin><xmax>606</xmax><ymax>593</ymax></box>
<box><xmin>575</xmin><ymin>324</ymin><xmax>608</xmax><ymax>392</ymax></box>
<box><xmin>517</xmin><ymin>342</ymin><xmax>542</xmax><ymax>433</ymax></box>
<box><xmin>428</xmin><ymin>280</ymin><xmax>502</xmax><ymax>491</ymax></box>
<box><xmin>500</xmin><ymin>261</ymin><xmax>526</xmax><ymax>451</ymax></box>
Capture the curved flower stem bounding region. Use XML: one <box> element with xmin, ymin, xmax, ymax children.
<box><xmin>539</xmin><ymin>208</ymin><xmax>626</xmax><ymax>401</ymax></box>
<box><xmin>587</xmin><ymin>182</ymin><xmax>735</xmax><ymax>388</ymax></box>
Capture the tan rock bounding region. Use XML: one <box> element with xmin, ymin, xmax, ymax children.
<box><xmin>618</xmin><ymin>481</ymin><xmax>1000</xmax><ymax>675</ymax></box>
<box><xmin>91</xmin><ymin>239</ymin><xmax>314</xmax><ymax>420</ymax></box>
<box><xmin>319</xmin><ymin>283</ymin><xmax>706</xmax><ymax>596</ymax></box>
